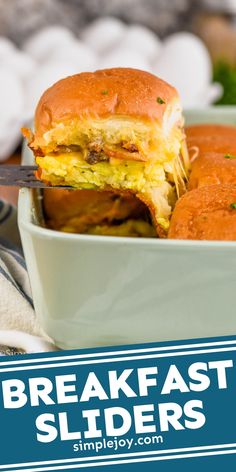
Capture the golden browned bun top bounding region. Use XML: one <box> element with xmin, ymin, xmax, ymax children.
<box><xmin>186</xmin><ymin>124</ymin><xmax>236</xmax><ymax>156</ymax></box>
<box><xmin>186</xmin><ymin>124</ymin><xmax>236</xmax><ymax>140</ymax></box>
<box><xmin>168</xmin><ymin>184</ymin><xmax>236</xmax><ymax>241</ymax></box>
<box><xmin>34</xmin><ymin>68</ymin><xmax>179</xmax><ymax>135</ymax></box>
<box><xmin>188</xmin><ymin>151</ymin><xmax>236</xmax><ymax>190</ymax></box>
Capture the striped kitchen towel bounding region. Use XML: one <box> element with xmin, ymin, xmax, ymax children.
<box><xmin>0</xmin><ymin>199</ymin><xmax>21</xmax><ymax>248</ymax></box>
<box><xmin>0</xmin><ymin>199</ymin><xmax>56</xmax><ymax>354</ymax></box>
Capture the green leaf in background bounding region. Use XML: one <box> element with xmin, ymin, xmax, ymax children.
<box><xmin>213</xmin><ymin>61</ymin><xmax>236</xmax><ymax>105</ymax></box>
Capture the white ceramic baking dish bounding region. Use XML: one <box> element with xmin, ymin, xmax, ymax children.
<box><xmin>18</xmin><ymin>107</ymin><xmax>236</xmax><ymax>350</ymax></box>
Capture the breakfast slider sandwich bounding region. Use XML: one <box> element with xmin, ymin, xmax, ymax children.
<box><xmin>23</xmin><ymin>68</ymin><xmax>189</xmax><ymax>235</ymax></box>
<box><xmin>186</xmin><ymin>124</ymin><xmax>236</xmax><ymax>157</ymax></box>
<box><xmin>168</xmin><ymin>184</ymin><xmax>236</xmax><ymax>241</ymax></box>
<box><xmin>188</xmin><ymin>151</ymin><xmax>236</xmax><ymax>190</ymax></box>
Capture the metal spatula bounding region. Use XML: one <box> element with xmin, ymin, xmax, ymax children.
<box><xmin>0</xmin><ymin>165</ymin><xmax>73</xmax><ymax>189</ymax></box>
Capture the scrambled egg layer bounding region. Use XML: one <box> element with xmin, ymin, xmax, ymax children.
<box><xmin>37</xmin><ymin>152</ymin><xmax>178</xmax><ymax>229</ymax></box>
<box><xmin>37</xmin><ymin>153</ymin><xmax>167</xmax><ymax>190</ymax></box>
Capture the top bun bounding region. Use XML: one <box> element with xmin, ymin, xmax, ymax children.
<box><xmin>34</xmin><ymin>68</ymin><xmax>179</xmax><ymax>136</ymax></box>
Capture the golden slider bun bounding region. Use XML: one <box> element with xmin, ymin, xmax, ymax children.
<box><xmin>186</xmin><ymin>124</ymin><xmax>236</xmax><ymax>140</ymax></box>
<box><xmin>186</xmin><ymin>124</ymin><xmax>236</xmax><ymax>156</ymax></box>
<box><xmin>189</xmin><ymin>151</ymin><xmax>236</xmax><ymax>190</ymax></box>
<box><xmin>24</xmin><ymin>67</ymin><xmax>182</xmax><ymax>159</ymax></box>
<box><xmin>34</xmin><ymin>68</ymin><xmax>178</xmax><ymax>139</ymax></box>
<box><xmin>168</xmin><ymin>184</ymin><xmax>236</xmax><ymax>241</ymax></box>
